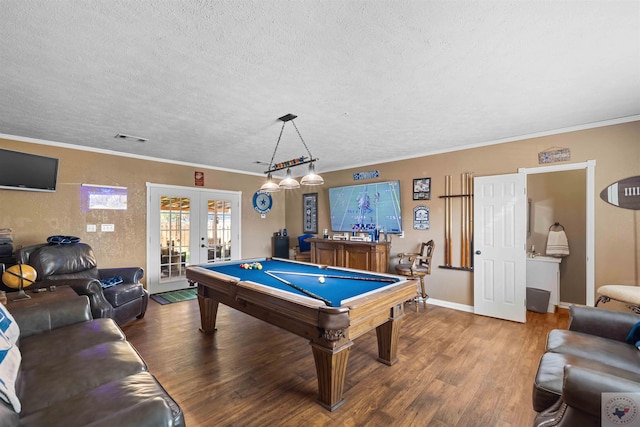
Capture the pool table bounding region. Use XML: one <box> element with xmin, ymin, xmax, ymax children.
<box><xmin>186</xmin><ymin>257</ymin><xmax>418</xmax><ymax>411</ymax></box>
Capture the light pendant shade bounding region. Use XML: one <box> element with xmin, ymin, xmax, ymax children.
<box><xmin>300</xmin><ymin>162</ymin><xmax>324</xmax><ymax>186</ymax></box>
<box><xmin>260</xmin><ymin>173</ymin><xmax>281</xmax><ymax>192</ymax></box>
<box><xmin>279</xmin><ymin>168</ymin><xmax>300</xmax><ymax>190</ymax></box>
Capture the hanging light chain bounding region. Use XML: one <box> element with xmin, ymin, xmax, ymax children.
<box><xmin>267</xmin><ymin>120</ymin><xmax>287</xmax><ymax>171</ymax></box>
<box><xmin>290</xmin><ymin>119</ymin><xmax>315</xmax><ymax>161</ymax></box>
<box><xmin>260</xmin><ymin>114</ymin><xmax>323</xmax><ymax>190</ymax></box>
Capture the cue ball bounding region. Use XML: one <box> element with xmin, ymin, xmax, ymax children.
<box><xmin>318</xmin><ymin>276</ymin><xmax>325</xmax><ymax>283</ymax></box>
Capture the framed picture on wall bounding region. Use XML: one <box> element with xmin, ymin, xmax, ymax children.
<box><xmin>303</xmin><ymin>193</ymin><xmax>318</xmax><ymax>234</ymax></box>
<box><xmin>413</xmin><ymin>178</ymin><xmax>431</xmax><ymax>200</ymax></box>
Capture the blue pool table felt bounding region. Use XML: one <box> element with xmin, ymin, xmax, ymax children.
<box><xmin>202</xmin><ymin>259</ymin><xmax>400</xmax><ymax>307</ymax></box>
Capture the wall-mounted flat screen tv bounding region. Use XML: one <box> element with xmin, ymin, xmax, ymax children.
<box><xmin>328</xmin><ymin>180</ymin><xmax>402</xmax><ymax>233</ymax></box>
<box><xmin>0</xmin><ymin>148</ymin><xmax>59</xmax><ymax>192</ymax></box>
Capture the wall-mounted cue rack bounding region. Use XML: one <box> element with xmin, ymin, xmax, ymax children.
<box><xmin>439</xmin><ymin>173</ymin><xmax>474</xmax><ymax>271</ymax></box>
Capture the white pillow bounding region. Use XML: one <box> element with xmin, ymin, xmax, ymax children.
<box><xmin>0</xmin><ymin>304</ymin><xmax>19</xmax><ymax>345</ymax></box>
<box><xmin>0</xmin><ymin>332</ymin><xmax>21</xmax><ymax>413</ymax></box>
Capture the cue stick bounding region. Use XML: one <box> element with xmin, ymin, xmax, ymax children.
<box><xmin>464</xmin><ymin>172</ymin><xmax>470</xmax><ymax>268</ymax></box>
<box><xmin>264</xmin><ymin>271</ymin><xmax>332</xmax><ymax>306</ymax></box>
<box><xmin>266</xmin><ymin>270</ymin><xmax>396</xmax><ymax>283</ymax></box>
<box><xmin>461</xmin><ymin>173</ymin><xmax>467</xmax><ymax>268</ymax></box>
<box><xmin>467</xmin><ymin>172</ymin><xmax>474</xmax><ymax>268</ymax></box>
<box><xmin>460</xmin><ymin>173</ymin><xmax>464</xmax><ymax>267</ymax></box>
<box><xmin>448</xmin><ymin>175</ymin><xmax>453</xmax><ymax>266</ymax></box>
<box><xmin>444</xmin><ymin>175</ymin><xmax>450</xmax><ymax>266</ymax></box>
<box><xmin>444</xmin><ymin>175</ymin><xmax>448</xmax><ymax>266</ymax></box>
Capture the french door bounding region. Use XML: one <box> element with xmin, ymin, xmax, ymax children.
<box><xmin>147</xmin><ymin>184</ymin><xmax>241</xmax><ymax>294</ymax></box>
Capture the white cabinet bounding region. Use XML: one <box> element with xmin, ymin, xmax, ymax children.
<box><xmin>526</xmin><ymin>256</ymin><xmax>561</xmax><ymax>313</ymax></box>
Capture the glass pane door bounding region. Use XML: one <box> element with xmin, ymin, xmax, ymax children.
<box><xmin>147</xmin><ymin>184</ymin><xmax>241</xmax><ymax>294</ymax></box>
<box><xmin>160</xmin><ymin>196</ymin><xmax>190</xmax><ymax>281</ymax></box>
<box><xmin>203</xmin><ymin>199</ymin><xmax>233</xmax><ymax>263</ymax></box>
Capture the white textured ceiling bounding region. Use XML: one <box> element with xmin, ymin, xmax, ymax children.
<box><xmin>1</xmin><ymin>0</ymin><xmax>639</xmax><ymax>176</ymax></box>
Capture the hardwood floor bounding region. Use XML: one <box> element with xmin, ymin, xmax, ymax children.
<box><xmin>122</xmin><ymin>299</ymin><xmax>568</xmax><ymax>427</ymax></box>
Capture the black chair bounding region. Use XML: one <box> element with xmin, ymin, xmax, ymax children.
<box><xmin>16</xmin><ymin>242</ymin><xmax>148</xmax><ymax>326</ymax></box>
<box><xmin>294</xmin><ymin>234</ymin><xmax>313</xmax><ymax>262</ymax></box>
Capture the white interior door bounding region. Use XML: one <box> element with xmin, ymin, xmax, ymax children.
<box><xmin>147</xmin><ymin>184</ymin><xmax>241</xmax><ymax>294</ymax></box>
<box><xmin>473</xmin><ymin>173</ymin><xmax>527</xmax><ymax>323</ymax></box>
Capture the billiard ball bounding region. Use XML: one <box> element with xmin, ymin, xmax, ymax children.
<box><xmin>318</xmin><ymin>276</ymin><xmax>325</xmax><ymax>283</ymax></box>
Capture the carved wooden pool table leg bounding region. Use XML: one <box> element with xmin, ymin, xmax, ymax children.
<box><xmin>376</xmin><ymin>303</ymin><xmax>405</xmax><ymax>365</ymax></box>
<box><xmin>310</xmin><ymin>341</ymin><xmax>353</xmax><ymax>411</ymax></box>
<box><xmin>197</xmin><ymin>292</ymin><xmax>219</xmax><ymax>334</ymax></box>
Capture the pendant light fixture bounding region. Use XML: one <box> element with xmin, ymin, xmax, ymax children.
<box><xmin>300</xmin><ymin>162</ymin><xmax>324</xmax><ymax>186</ymax></box>
<box><xmin>278</xmin><ymin>168</ymin><xmax>301</xmax><ymax>190</ymax></box>
<box><xmin>260</xmin><ymin>172</ymin><xmax>281</xmax><ymax>192</ymax></box>
<box><xmin>259</xmin><ymin>114</ymin><xmax>323</xmax><ymax>192</ymax></box>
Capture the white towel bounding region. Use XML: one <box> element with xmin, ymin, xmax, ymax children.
<box><xmin>546</xmin><ymin>230</ymin><xmax>569</xmax><ymax>257</ymax></box>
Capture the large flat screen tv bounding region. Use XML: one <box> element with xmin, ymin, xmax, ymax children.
<box><xmin>328</xmin><ymin>180</ymin><xmax>402</xmax><ymax>233</ymax></box>
<box><xmin>0</xmin><ymin>148</ymin><xmax>59</xmax><ymax>192</ymax></box>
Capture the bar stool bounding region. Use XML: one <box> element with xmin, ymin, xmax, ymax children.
<box><xmin>395</xmin><ymin>240</ymin><xmax>435</xmax><ymax>306</ymax></box>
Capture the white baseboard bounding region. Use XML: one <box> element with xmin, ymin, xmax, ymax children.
<box><xmin>149</xmin><ymin>280</ymin><xmax>197</xmax><ymax>295</ymax></box>
<box><xmin>424</xmin><ymin>298</ymin><xmax>474</xmax><ymax>313</ymax></box>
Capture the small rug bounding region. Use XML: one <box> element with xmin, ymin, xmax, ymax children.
<box><xmin>150</xmin><ymin>288</ymin><xmax>197</xmax><ymax>305</ymax></box>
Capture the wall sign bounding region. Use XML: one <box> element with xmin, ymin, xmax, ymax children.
<box><xmin>80</xmin><ymin>184</ymin><xmax>128</xmax><ymax>210</ymax></box>
<box><xmin>538</xmin><ymin>148</ymin><xmax>570</xmax><ymax>164</ymax></box>
<box><xmin>353</xmin><ymin>170</ymin><xmax>380</xmax><ymax>181</ymax></box>
<box><xmin>252</xmin><ymin>190</ymin><xmax>272</xmax><ymax>218</ymax></box>
<box><xmin>600</xmin><ymin>175</ymin><xmax>640</xmax><ymax>210</ymax></box>
<box><xmin>194</xmin><ymin>171</ymin><xmax>204</xmax><ymax>186</ymax></box>
<box><xmin>303</xmin><ymin>193</ymin><xmax>318</xmax><ymax>233</ymax></box>
<box><xmin>413</xmin><ymin>205</ymin><xmax>430</xmax><ymax>230</ymax></box>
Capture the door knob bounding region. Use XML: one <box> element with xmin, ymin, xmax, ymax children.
<box><xmin>201</xmin><ymin>244</ymin><xmax>206</xmax><ymax>248</ymax></box>
<box><xmin>475</xmin><ymin>250</ymin><xmax>481</xmax><ymax>255</ymax></box>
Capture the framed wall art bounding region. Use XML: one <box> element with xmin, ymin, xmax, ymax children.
<box><xmin>413</xmin><ymin>178</ymin><xmax>431</xmax><ymax>200</ymax></box>
<box><xmin>303</xmin><ymin>193</ymin><xmax>318</xmax><ymax>234</ymax></box>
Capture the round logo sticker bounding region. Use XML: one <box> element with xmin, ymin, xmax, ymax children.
<box><xmin>605</xmin><ymin>395</ymin><xmax>639</xmax><ymax>425</ymax></box>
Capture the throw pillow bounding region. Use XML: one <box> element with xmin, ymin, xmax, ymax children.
<box><xmin>0</xmin><ymin>304</ymin><xmax>19</xmax><ymax>345</ymax></box>
<box><xmin>100</xmin><ymin>276</ymin><xmax>123</xmax><ymax>289</ymax></box>
<box><xmin>46</xmin><ymin>235</ymin><xmax>81</xmax><ymax>245</ymax></box>
<box><xmin>626</xmin><ymin>321</ymin><xmax>640</xmax><ymax>349</ymax></box>
<box><xmin>0</xmin><ymin>332</ymin><xmax>21</xmax><ymax>413</ymax></box>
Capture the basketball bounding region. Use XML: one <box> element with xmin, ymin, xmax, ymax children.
<box><xmin>2</xmin><ymin>264</ymin><xmax>37</xmax><ymax>289</ymax></box>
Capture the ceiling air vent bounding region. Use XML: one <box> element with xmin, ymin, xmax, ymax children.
<box><xmin>114</xmin><ymin>133</ymin><xmax>148</xmax><ymax>143</ymax></box>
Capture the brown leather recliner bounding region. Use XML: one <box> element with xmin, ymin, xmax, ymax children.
<box><xmin>533</xmin><ymin>305</ymin><xmax>640</xmax><ymax>426</ymax></box>
<box><xmin>16</xmin><ymin>242</ymin><xmax>148</xmax><ymax>326</ymax></box>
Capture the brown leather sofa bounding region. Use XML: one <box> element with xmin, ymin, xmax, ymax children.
<box><xmin>533</xmin><ymin>305</ymin><xmax>640</xmax><ymax>426</ymax></box>
<box><xmin>1</xmin><ymin>295</ymin><xmax>184</xmax><ymax>426</ymax></box>
<box><xmin>16</xmin><ymin>243</ymin><xmax>148</xmax><ymax>326</ymax></box>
